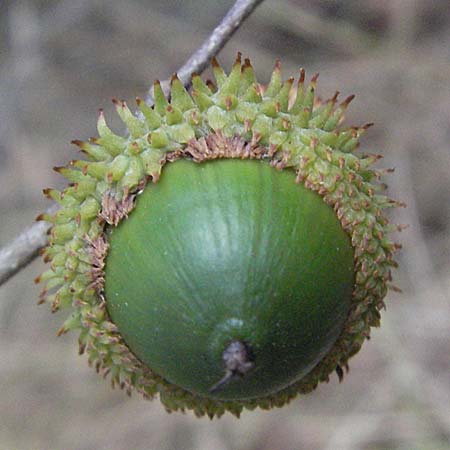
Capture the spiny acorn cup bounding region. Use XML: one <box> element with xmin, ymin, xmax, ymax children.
<box><xmin>37</xmin><ymin>54</ymin><xmax>403</xmax><ymax>418</ymax></box>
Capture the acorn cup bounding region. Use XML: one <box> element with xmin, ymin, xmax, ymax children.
<box><xmin>37</xmin><ymin>55</ymin><xmax>403</xmax><ymax>418</ymax></box>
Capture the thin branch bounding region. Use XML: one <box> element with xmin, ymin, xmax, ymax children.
<box><xmin>0</xmin><ymin>0</ymin><xmax>264</xmax><ymax>287</ymax></box>
<box><xmin>0</xmin><ymin>205</ymin><xmax>59</xmax><ymax>285</ymax></box>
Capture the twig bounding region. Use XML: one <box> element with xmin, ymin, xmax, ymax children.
<box><xmin>0</xmin><ymin>0</ymin><xmax>264</xmax><ymax>288</ymax></box>
<box><xmin>0</xmin><ymin>205</ymin><xmax>59</xmax><ymax>285</ymax></box>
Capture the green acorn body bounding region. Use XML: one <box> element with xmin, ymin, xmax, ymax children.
<box><xmin>105</xmin><ymin>158</ymin><xmax>354</xmax><ymax>400</ymax></box>
<box><xmin>38</xmin><ymin>55</ymin><xmax>402</xmax><ymax>418</ymax></box>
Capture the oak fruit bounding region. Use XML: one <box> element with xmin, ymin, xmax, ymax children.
<box><xmin>37</xmin><ymin>55</ymin><xmax>401</xmax><ymax>418</ymax></box>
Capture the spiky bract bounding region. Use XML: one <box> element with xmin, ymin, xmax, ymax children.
<box><xmin>37</xmin><ymin>54</ymin><xmax>402</xmax><ymax>418</ymax></box>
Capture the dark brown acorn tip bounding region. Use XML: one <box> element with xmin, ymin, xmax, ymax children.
<box><xmin>209</xmin><ymin>341</ymin><xmax>254</xmax><ymax>394</ymax></box>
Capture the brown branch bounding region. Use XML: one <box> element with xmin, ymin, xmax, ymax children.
<box><xmin>0</xmin><ymin>0</ymin><xmax>264</xmax><ymax>287</ymax></box>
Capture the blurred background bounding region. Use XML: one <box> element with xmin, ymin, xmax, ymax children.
<box><xmin>0</xmin><ymin>0</ymin><xmax>449</xmax><ymax>449</ymax></box>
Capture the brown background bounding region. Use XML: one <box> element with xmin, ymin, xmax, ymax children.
<box><xmin>0</xmin><ymin>1</ymin><xmax>449</xmax><ymax>449</ymax></box>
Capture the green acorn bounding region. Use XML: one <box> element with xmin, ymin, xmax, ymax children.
<box><xmin>37</xmin><ymin>54</ymin><xmax>402</xmax><ymax>418</ymax></box>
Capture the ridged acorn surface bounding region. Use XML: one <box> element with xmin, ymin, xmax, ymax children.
<box><xmin>37</xmin><ymin>55</ymin><xmax>402</xmax><ymax>418</ymax></box>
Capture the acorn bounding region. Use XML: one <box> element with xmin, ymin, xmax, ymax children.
<box><xmin>37</xmin><ymin>55</ymin><xmax>402</xmax><ymax>418</ymax></box>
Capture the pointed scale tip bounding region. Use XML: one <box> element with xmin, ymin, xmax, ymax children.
<box><xmin>57</xmin><ymin>327</ymin><xmax>67</xmax><ymax>337</ymax></box>
<box><xmin>331</xmin><ymin>91</ymin><xmax>340</xmax><ymax>102</ymax></box>
<box><xmin>342</xmin><ymin>94</ymin><xmax>355</xmax><ymax>107</ymax></box>
<box><xmin>97</xmin><ymin>109</ymin><xmax>105</xmax><ymax>121</ymax></box>
<box><xmin>113</xmin><ymin>98</ymin><xmax>128</xmax><ymax>109</ymax></box>
<box><xmin>211</xmin><ymin>57</ymin><xmax>220</xmax><ymax>68</ymax></box>
<box><xmin>274</xmin><ymin>59</ymin><xmax>281</xmax><ymax>72</ymax></box>
<box><xmin>135</xmin><ymin>96</ymin><xmax>142</xmax><ymax>106</ymax></box>
<box><xmin>71</xmin><ymin>139</ymin><xmax>83</xmax><ymax>147</ymax></box>
<box><xmin>311</xmin><ymin>72</ymin><xmax>320</xmax><ymax>84</ymax></box>
<box><xmin>53</xmin><ymin>166</ymin><xmax>64</xmax><ymax>174</ymax></box>
<box><xmin>243</xmin><ymin>58</ymin><xmax>252</xmax><ymax>69</ymax></box>
<box><xmin>170</xmin><ymin>73</ymin><xmax>180</xmax><ymax>84</ymax></box>
<box><xmin>299</xmin><ymin>68</ymin><xmax>305</xmax><ymax>83</ymax></box>
<box><xmin>234</xmin><ymin>52</ymin><xmax>242</xmax><ymax>65</ymax></box>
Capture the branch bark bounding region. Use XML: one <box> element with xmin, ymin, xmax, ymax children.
<box><xmin>0</xmin><ymin>0</ymin><xmax>264</xmax><ymax>287</ymax></box>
